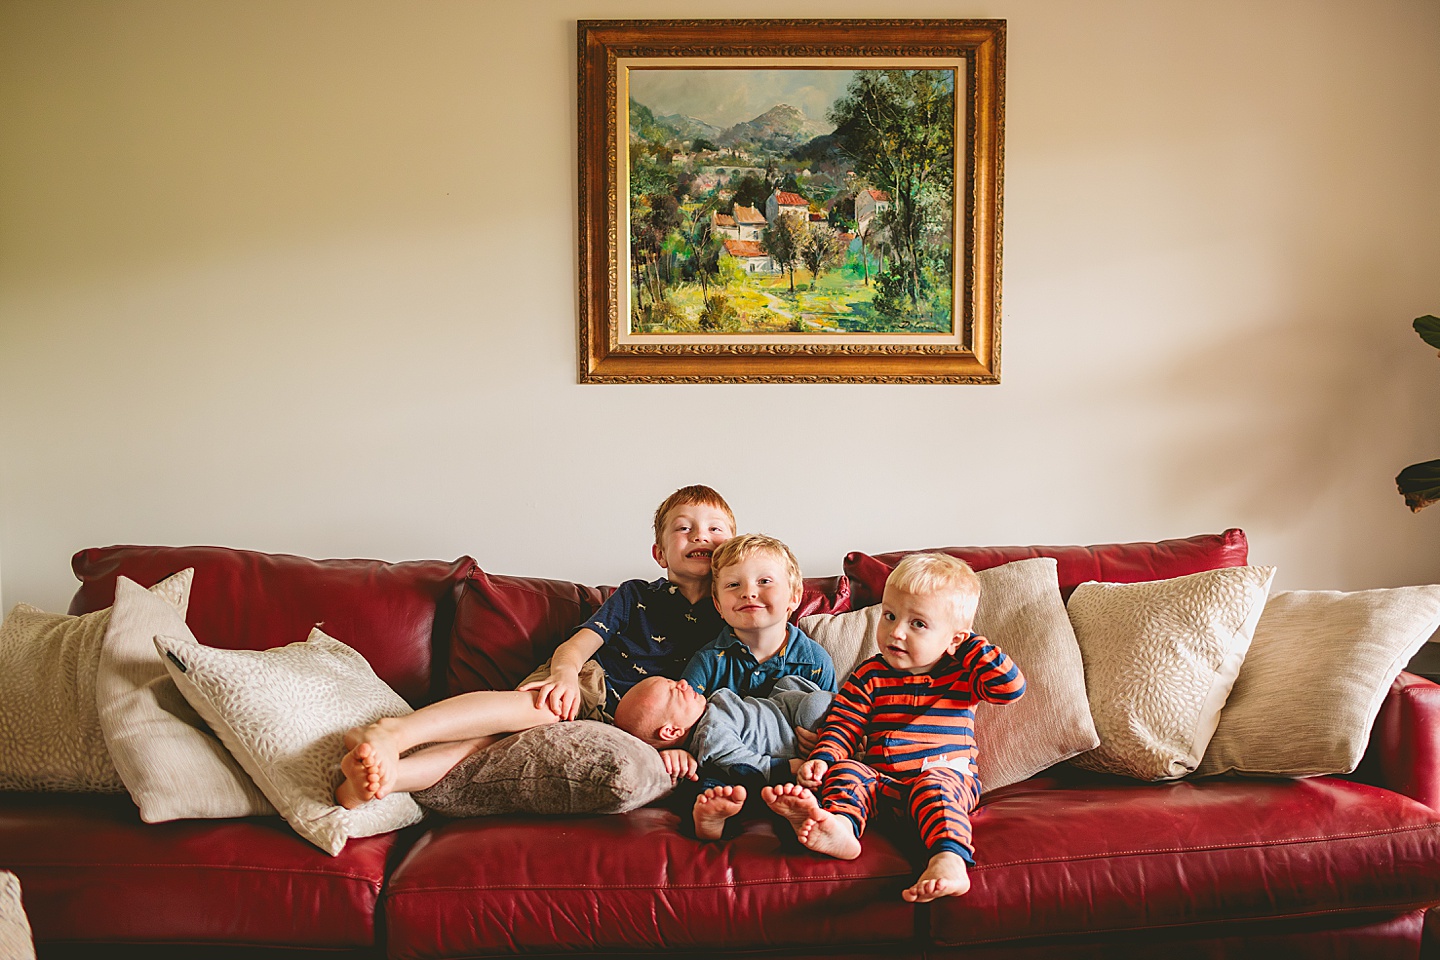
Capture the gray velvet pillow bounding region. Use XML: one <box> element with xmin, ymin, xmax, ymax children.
<box><xmin>413</xmin><ymin>720</ymin><xmax>670</xmax><ymax>817</ymax></box>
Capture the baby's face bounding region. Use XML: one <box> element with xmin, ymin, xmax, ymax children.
<box><xmin>620</xmin><ymin>676</ymin><xmax>708</xmax><ymax>739</ymax></box>
<box><xmin>876</xmin><ymin>584</ymin><xmax>970</xmax><ymax>674</ymax></box>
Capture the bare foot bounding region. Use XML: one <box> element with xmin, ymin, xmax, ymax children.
<box><xmin>338</xmin><ymin>721</ymin><xmax>400</xmax><ymax>804</ymax></box>
<box><xmin>902</xmin><ymin>851</ymin><xmax>971</xmax><ymax>902</ymax></box>
<box><xmin>693</xmin><ymin>785</ymin><xmax>746</xmax><ymax>841</ymax></box>
<box><xmin>761</xmin><ymin>783</ymin><xmax>862</xmax><ymax>860</ymax></box>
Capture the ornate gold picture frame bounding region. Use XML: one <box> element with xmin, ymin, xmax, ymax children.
<box><xmin>578</xmin><ymin>19</ymin><xmax>1005</xmax><ymax>383</ymax></box>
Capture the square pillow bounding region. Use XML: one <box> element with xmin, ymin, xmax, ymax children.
<box><xmin>156</xmin><ymin>626</ymin><xmax>424</xmax><ymax>855</ymax></box>
<box><xmin>0</xmin><ymin>569</ymin><xmax>191</xmax><ymax>793</ymax></box>
<box><xmin>98</xmin><ymin>576</ymin><xmax>273</xmax><ymax>821</ymax></box>
<box><xmin>802</xmin><ymin>557</ymin><xmax>1099</xmax><ymax>792</ymax></box>
<box><xmin>412</xmin><ymin>720</ymin><xmax>671</xmax><ymax>817</ymax></box>
<box><xmin>1196</xmin><ymin>585</ymin><xmax>1440</xmax><ymax>778</ymax></box>
<box><xmin>1067</xmin><ymin>565</ymin><xmax>1276</xmax><ymax>781</ymax></box>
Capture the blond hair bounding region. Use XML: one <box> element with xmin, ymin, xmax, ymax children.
<box><xmin>710</xmin><ymin>533</ymin><xmax>803</xmax><ymax>603</ymax></box>
<box><xmin>652</xmin><ymin>485</ymin><xmax>735</xmax><ymax>544</ymax></box>
<box><xmin>887</xmin><ymin>553</ymin><xmax>981</xmax><ymax>628</ymax></box>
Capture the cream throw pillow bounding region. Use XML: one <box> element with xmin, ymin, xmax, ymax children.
<box><xmin>1067</xmin><ymin>565</ymin><xmax>1276</xmax><ymax>781</ymax></box>
<box><xmin>98</xmin><ymin>577</ymin><xmax>273</xmax><ymax>821</ymax></box>
<box><xmin>802</xmin><ymin>557</ymin><xmax>1099</xmax><ymax>792</ymax></box>
<box><xmin>1196</xmin><ymin>586</ymin><xmax>1440</xmax><ymax>777</ymax></box>
<box><xmin>0</xmin><ymin>569</ymin><xmax>191</xmax><ymax>792</ymax></box>
<box><xmin>0</xmin><ymin>871</ymin><xmax>34</xmax><ymax>960</ymax></box>
<box><xmin>156</xmin><ymin>626</ymin><xmax>424</xmax><ymax>855</ymax></box>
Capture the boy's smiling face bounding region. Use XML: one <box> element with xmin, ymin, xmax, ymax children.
<box><xmin>714</xmin><ymin>551</ymin><xmax>799</xmax><ymax>635</ymax></box>
<box><xmin>652</xmin><ymin>503</ymin><xmax>734</xmax><ymax>584</ymax></box>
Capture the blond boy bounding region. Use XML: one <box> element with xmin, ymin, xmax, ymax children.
<box><xmin>336</xmin><ymin>485</ymin><xmax>735</xmax><ymax>808</ymax></box>
<box><xmin>615</xmin><ymin>533</ymin><xmax>837</xmax><ymax>840</ymax></box>
<box><xmin>763</xmin><ymin>553</ymin><xmax>1025</xmax><ymax>902</ymax></box>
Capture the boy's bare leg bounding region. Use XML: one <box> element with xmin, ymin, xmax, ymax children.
<box><xmin>338</xmin><ymin>690</ymin><xmax>560</xmax><ymax>804</ymax></box>
<box><xmin>693</xmin><ymin>785</ymin><xmax>747</xmax><ymax>841</ymax></box>
<box><xmin>336</xmin><ymin>737</ymin><xmax>499</xmax><ymax>809</ymax></box>
<box><xmin>761</xmin><ymin>783</ymin><xmax>862</xmax><ymax>860</ymax></box>
<box><xmin>902</xmin><ymin>852</ymin><xmax>971</xmax><ymax>902</ymax></box>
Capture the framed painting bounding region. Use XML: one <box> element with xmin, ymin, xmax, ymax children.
<box><xmin>577</xmin><ymin>19</ymin><xmax>1005</xmax><ymax>384</ymax></box>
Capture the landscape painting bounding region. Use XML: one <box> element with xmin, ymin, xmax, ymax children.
<box><xmin>577</xmin><ymin>20</ymin><xmax>1005</xmax><ymax>383</ymax></box>
<box><xmin>626</xmin><ymin>67</ymin><xmax>958</xmax><ymax>337</ymax></box>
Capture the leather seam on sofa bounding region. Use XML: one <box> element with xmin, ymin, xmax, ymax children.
<box><xmin>970</xmin><ymin>820</ymin><xmax>1440</xmax><ymax>870</ymax></box>
<box><xmin>947</xmin><ymin>902</ymin><xmax>1439</xmax><ymax>946</ymax></box>
<box><xmin>388</xmin><ymin>873</ymin><xmax>916</xmax><ymax>895</ymax></box>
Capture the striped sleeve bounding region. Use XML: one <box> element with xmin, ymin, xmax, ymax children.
<box><xmin>810</xmin><ymin>659</ymin><xmax>876</xmax><ymax>765</ymax></box>
<box><xmin>958</xmin><ymin>634</ymin><xmax>1026</xmax><ymax>704</ymax></box>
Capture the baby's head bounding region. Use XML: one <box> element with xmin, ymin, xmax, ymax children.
<box><xmin>613</xmin><ymin>676</ymin><xmax>708</xmax><ymax>748</ymax></box>
<box><xmin>651</xmin><ymin>485</ymin><xmax>736</xmax><ymax>581</ymax></box>
<box><xmin>708</xmin><ymin>533</ymin><xmax>803</xmax><ymax>628</ymax></box>
<box><xmin>877</xmin><ymin>553</ymin><xmax>982</xmax><ymax>674</ymax></box>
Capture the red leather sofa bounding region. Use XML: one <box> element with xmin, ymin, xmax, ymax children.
<box><xmin>5</xmin><ymin>532</ymin><xmax>1440</xmax><ymax>960</ymax></box>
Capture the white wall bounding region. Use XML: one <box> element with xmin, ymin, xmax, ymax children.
<box><xmin>2</xmin><ymin>0</ymin><xmax>1438</xmax><ymax>614</ymax></box>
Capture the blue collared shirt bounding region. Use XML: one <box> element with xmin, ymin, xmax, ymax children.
<box><xmin>586</xmin><ymin>577</ymin><xmax>725</xmax><ymax>711</ymax></box>
<box><xmin>681</xmin><ymin>622</ymin><xmax>838</xmax><ymax>700</ymax></box>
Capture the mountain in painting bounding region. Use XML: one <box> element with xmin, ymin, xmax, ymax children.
<box><xmin>717</xmin><ymin>104</ymin><xmax>832</xmax><ymax>152</ymax></box>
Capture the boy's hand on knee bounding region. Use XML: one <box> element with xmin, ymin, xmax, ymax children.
<box><xmin>659</xmin><ymin>749</ymin><xmax>698</xmax><ymax>783</ymax></box>
<box><xmin>519</xmin><ymin>667</ymin><xmax>582</xmax><ymax>720</ymax></box>
<box><xmin>798</xmin><ymin>759</ymin><xmax>828</xmax><ymax>789</ymax></box>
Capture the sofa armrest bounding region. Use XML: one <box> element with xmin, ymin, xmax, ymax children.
<box><xmin>1363</xmin><ymin>670</ymin><xmax>1440</xmax><ymax>810</ymax></box>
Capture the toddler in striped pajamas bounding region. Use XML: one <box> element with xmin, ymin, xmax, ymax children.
<box><xmin>763</xmin><ymin>553</ymin><xmax>1025</xmax><ymax>902</ymax></box>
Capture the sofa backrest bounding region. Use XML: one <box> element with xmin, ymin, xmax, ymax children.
<box><xmin>69</xmin><ymin>545</ymin><xmax>475</xmax><ymax>706</ymax></box>
<box><xmin>843</xmin><ymin>528</ymin><xmax>1250</xmax><ymax>607</ymax></box>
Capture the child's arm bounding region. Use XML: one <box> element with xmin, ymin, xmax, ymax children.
<box><xmin>517</xmin><ymin>628</ymin><xmax>604</xmax><ymax>720</ymax></box>
<box><xmin>957</xmin><ymin>634</ymin><xmax>1026</xmax><ymax>704</ymax></box>
<box><xmin>809</xmin><ymin>665</ymin><xmax>875</xmax><ymax>766</ymax></box>
<box><xmin>658</xmin><ymin>749</ymin><xmax>698</xmax><ymax>783</ymax></box>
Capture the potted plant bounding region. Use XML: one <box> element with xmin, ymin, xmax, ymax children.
<box><xmin>1397</xmin><ymin>314</ymin><xmax>1440</xmax><ymax>511</ymax></box>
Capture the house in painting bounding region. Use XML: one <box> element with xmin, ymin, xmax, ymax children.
<box><xmin>855</xmin><ymin>187</ymin><xmax>891</xmax><ymax>237</ymax></box>
<box><xmin>711</xmin><ymin>211</ymin><xmax>739</xmax><ymax>240</ymax></box>
<box><xmin>766</xmin><ymin>189</ymin><xmax>808</xmax><ymax>223</ymax></box>
<box><xmin>723</xmin><ymin>238</ymin><xmax>774</xmax><ymax>274</ymax></box>
<box><xmin>732</xmin><ymin>203</ymin><xmax>766</xmax><ymax>241</ymax></box>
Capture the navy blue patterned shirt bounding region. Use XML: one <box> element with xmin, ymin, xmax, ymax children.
<box><xmin>586</xmin><ymin>577</ymin><xmax>725</xmax><ymax>712</ymax></box>
<box><xmin>681</xmin><ymin>623</ymin><xmax>838</xmax><ymax>700</ymax></box>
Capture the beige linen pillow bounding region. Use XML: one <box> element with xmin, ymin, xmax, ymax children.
<box><xmin>1067</xmin><ymin>565</ymin><xmax>1276</xmax><ymax>781</ymax></box>
<box><xmin>97</xmin><ymin>577</ymin><xmax>273</xmax><ymax>821</ymax></box>
<box><xmin>413</xmin><ymin>721</ymin><xmax>670</xmax><ymax>817</ymax></box>
<box><xmin>802</xmin><ymin>557</ymin><xmax>1099</xmax><ymax>792</ymax></box>
<box><xmin>156</xmin><ymin>626</ymin><xmax>424</xmax><ymax>855</ymax></box>
<box><xmin>1196</xmin><ymin>586</ymin><xmax>1440</xmax><ymax>777</ymax></box>
<box><xmin>0</xmin><ymin>569</ymin><xmax>191</xmax><ymax>792</ymax></box>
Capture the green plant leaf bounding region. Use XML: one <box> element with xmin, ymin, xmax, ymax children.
<box><xmin>1413</xmin><ymin>315</ymin><xmax>1440</xmax><ymax>351</ymax></box>
<box><xmin>1397</xmin><ymin>459</ymin><xmax>1440</xmax><ymax>512</ymax></box>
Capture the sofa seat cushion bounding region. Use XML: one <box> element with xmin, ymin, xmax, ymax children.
<box><xmin>385</xmin><ymin>806</ymin><xmax>920</xmax><ymax>959</ymax></box>
<box><xmin>934</xmin><ymin>772</ymin><xmax>1440</xmax><ymax>946</ymax></box>
<box><xmin>0</xmin><ymin>793</ymin><xmax>404</xmax><ymax>950</ymax></box>
<box><xmin>70</xmin><ymin>545</ymin><xmax>475</xmax><ymax>704</ymax></box>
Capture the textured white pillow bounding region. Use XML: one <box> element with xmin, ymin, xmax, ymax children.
<box><xmin>98</xmin><ymin>577</ymin><xmax>273</xmax><ymax>821</ymax></box>
<box><xmin>0</xmin><ymin>871</ymin><xmax>34</xmax><ymax>960</ymax></box>
<box><xmin>1196</xmin><ymin>586</ymin><xmax>1440</xmax><ymax>778</ymax></box>
<box><xmin>0</xmin><ymin>569</ymin><xmax>191</xmax><ymax>792</ymax></box>
<box><xmin>1067</xmin><ymin>565</ymin><xmax>1276</xmax><ymax>781</ymax></box>
<box><xmin>802</xmin><ymin>557</ymin><xmax>1099</xmax><ymax>792</ymax></box>
<box><xmin>156</xmin><ymin>626</ymin><xmax>424</xmax><ymax>855</ymax></box>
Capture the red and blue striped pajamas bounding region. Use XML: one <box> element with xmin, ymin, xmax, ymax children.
<box><xmin>809</xmin><ymin>636</ymin><xmax>1025</xmax><ymax>862</ymax></box>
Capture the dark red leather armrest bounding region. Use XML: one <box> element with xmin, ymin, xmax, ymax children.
<box><xmin>1366</xmin><ymin>671</ymin><xmax>1440</xmax><ymax>811</ymax></box>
